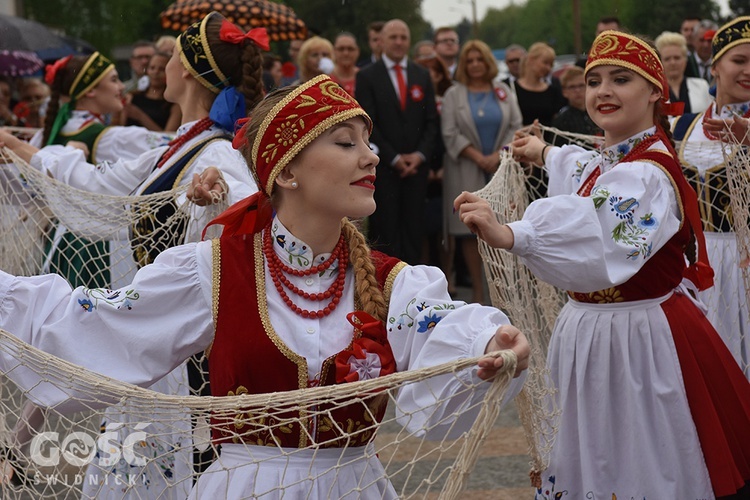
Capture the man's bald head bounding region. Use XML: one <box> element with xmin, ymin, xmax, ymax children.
<box><xmin>382</xmin><ymin>19</ymin><xmax>411</xmax><ymax>62</ymax></box>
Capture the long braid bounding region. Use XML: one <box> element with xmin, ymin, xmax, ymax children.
<box><xmin>41</xmin><ymin>88</ymin><xmax>61</xmax><ymax>145</ymax></box>
<box><xmin>239</xmin><ymin>43</ymin><xmax>265</xmax><ymax>111</ymax></box>
<box><xmin>341</xmin><ymin>219</ymin><xmax>387</xmax><ymax>323</ymax></box>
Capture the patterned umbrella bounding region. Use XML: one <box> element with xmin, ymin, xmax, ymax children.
<box><xmin>0</xmin><ymin>50</ymin><xmax>44</xmax><ymax>77</ymax></box>
<box><xmin>160</xmin><ymin>0</ymin><xmax>307</xmax><ymax>41</ymax></box>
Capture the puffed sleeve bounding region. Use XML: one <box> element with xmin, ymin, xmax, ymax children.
<box><xmin>30</xmin><ymin>145</ymin><xmax>165</xmax><ymax>197</ymax></box>
<box><xmin>507</xmin><ymin>158</ymin><xmax>682</xmax><ymax>292</ymax></box>
<box><xmin>92</xmin><ymin>126</ymin><xmax>172</xmax><ymax>164</ymax></box>
<box><xmin>388</xmin><ymin>265</ymin><xmax>525</xmax><ymax>439</ymax></box>
<box><xmin>0</xmin><ymin>241</ymin><xmax>215</xmax><ymax>410</ymax></box>
<box><xmin>543</xmin><ymin>144</ymin><xmax>599</xmax><ymax>197</ymax></box>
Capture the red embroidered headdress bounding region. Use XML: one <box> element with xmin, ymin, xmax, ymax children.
<box><xmin>203</xmin><ymin>74</ymin><xmax>373</xmax><ymax>237</ymax></box>
<box><xmin>585</xmin><ymin>31</ymin><xmax>683</xmax><ymax>116</ymax></box>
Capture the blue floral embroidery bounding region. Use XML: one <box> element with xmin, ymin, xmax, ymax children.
<box><xmin>79</xmin><ymin>288</ymin><xmax>140</xmax><ymax>311</ymax></box>
<box><xmin>600</xmin><ymin>130</ymin><xmax>654</xmax><ymax>168</ymax></box>
<box><xmin>536</xmin><ymin>475</ymin><xmax>567</xmax><ymax>499</ymax></box>
<box><xmin>417</xmin><ymin>313</ymin><xmax>442</xmax><ymax>332</ymax></box>
<box><xmin>276</xmin><ymin>234</ymin><xmax>286</xmax><ymax>248</ymax></box>
<box><xmin>609</xmin><ymin>196</ymin><xmax>639</xmax><ymax>220</ymax></box>
<box><xmin>637</xmin><ymin>213</ymin><xmax>658</xmax><ymax>229</ymax></box>
<box><xmin>388</xmin><ymin>298</ymin><xmax>456</xmax><ymax>333</ymax></box>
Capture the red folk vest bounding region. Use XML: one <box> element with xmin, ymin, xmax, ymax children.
<box><xmin>208</xmin><ymin>232</ymin><xmax>403</xmax><ymax>448</ymax></box>
<box><xmin>569</xmin><ymin>149</ymin><xmax>710</xmax><ymax>304</ymax></box>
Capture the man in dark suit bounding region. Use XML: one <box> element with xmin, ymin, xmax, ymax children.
<box><xmin>355</xmin><ymin>18</ymin><xmax>439</xmax><ymax>264</ymax></box>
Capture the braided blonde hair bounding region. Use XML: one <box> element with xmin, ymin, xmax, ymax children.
<box><xmin>341</xmin><ymin>219</ymin><xmax>387</xmax><ymax>322</ymax></box>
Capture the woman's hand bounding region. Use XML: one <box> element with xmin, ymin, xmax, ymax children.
<box><xmin>0</xmin><ymin>129</ymin><xmax>39</xmax><ymax>163</ymax></box>
<box><xmin>187</xmin><ymin>167</ymin><xmax>228</xmax><ymax>206</ymax></box>
<box><xmin>454</xmin><ymin>191</ymin><xmax>514</xmax><ymax>249</ymax></box>
<box><xmin>511</xmin><ymin>134</ymin><xmax>547</xmax><ymax>165</ymax></box>
<box><xmin>477</xmin><ymin>324</ymin><xmax>530</xmax><ymax>379</ymax></box>
<box><xmin>703</xmin><ymin>115</ymin><xmax>750</xmax><ymax>144</ymax></box>
<box><xmin>65</xmin><ymin>140</ymin><xmax>90</xmax><ymax>157</ymax></box>
<box><xmin>512</xmin><ymin>118</ymin><xmax>543</xmax><ymax>142</ymax></box>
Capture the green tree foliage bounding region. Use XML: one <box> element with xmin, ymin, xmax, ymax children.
<box><xmin>729</xmin><ymin>0</ymin><xmax>750</xmax><ymax>17</ymax></box>
<box><xmin>477</xmin><ymin>0</ymin><xmax>720</xmax><ymax>54</ymax></box>
<box><xmin>23</xmin><ymin>0</ymin><xmax>173</xmax><ymax>58</ymax></box>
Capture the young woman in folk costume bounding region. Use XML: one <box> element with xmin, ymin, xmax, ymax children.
<box><xmin>0</xmin><ymin>12</ymin><xmax>266</xmax><ymax>498</ymax></box>
<box><xmin>34</xmin><ymin>52</ymin><xmax>172</xmax><ymax>290</ymax></box>
<box><xmin>0</xmin><ymin>75</ymin><xmax>530</xmax><ymax>498</ymax></box>
<box><xmin>672</xmin><ymin>17</ymin><xmax>750</xmax><ymax>379</ymax></box>
<box><xmin>457</xmin><ymin>31</ymin><xmax>750</xmax><ymax>499</ymax></box>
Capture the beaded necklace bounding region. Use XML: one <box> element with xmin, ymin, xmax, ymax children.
<box><xmin>263</xmin><ymin>230</ymin><xmax>348</xmax><ymax>319</ymax></box>
<box><xmin>156</xmin><ymin>117</ymin><xmax>214</xmax><ymax>168</ymax></box>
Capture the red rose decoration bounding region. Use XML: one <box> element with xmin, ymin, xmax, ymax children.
<box><xmin>409</xmin><ymin>84</ymin><xmax>424</xmax><ymax>102</ymax></box>
<box><xmin>335</xmin><ymin>311</ymin><xmax>396</xmax><ymax>384</ymax></box>
<box><xmin>495</xmin><ymin>87</ymin><xmax>507</xmax><ymax>101</ymax></box>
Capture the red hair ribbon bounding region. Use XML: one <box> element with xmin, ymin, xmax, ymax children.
<box><xmin>232</xmin><ymin>116</ymin><xmax>251</xmax><ymax>150</ymax></box>
<box><xmin>219</xmin><ymin>21</ymin><xmax>270</xmax><ymax>51</ymax></box>
<box><xmin>201</xmin><ymin>191</ymin><xmax>274</xmax><ymax>240</ymax></box>
<box><xmin>44</xmin><ymin>55</ymin><xmax>72</xmax><ymax>86</ymax></box>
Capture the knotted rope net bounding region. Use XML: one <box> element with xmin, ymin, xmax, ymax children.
<box><xmin>475</xmin><ymin>149</ymin><xmax>564</xmax><ymax>486</ymax></box>
<box><xmin>0</xmin><ymin>145</ymin><xmax>522</xmax><ymax>498</ymax></box>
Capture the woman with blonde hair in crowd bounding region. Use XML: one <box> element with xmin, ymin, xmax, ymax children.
<box><xmin>441</xmin><ymin>40</ymin><xmax>522</xmax><ymax>303</ymax></box>
<box><xmin>514</xmin><ymin>42</ymin><xmax>566</xmax><ymax>198</ymax></box>
<box><xmin>296</xmin><ymin>36</ymin><xmax>334</xmax><ymax>83</ymax></box>
<box><xmin>655</xmin><ymin>31</ymin><xmax>711</xmax><ymax>114</ymax></box>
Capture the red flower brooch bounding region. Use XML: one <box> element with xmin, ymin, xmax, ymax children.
<box><xmin>335</xmin><ymin>311</ymin><xmax>396</xmax><ymax>384</ymax></box>
<box><xmin>494</xmin><ymin>87</ymin><xmax>507</xmax><ymax>101</ymax></box>
<box><xmin>409</xmin><ymin>84</ymin><xmax>425</xmax><ymax>102</ymax></box>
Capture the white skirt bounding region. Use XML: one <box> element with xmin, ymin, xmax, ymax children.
<box><xmin>699</xmin><ymin>232</ymin><xmax>750</xmax><ymax>378</ymax></box>
<box><xmin>189</xmin><ymin>443</ymin><xmax>397</xmax><ymax>499</ymax></box>
<box><xmin>538</xmin><ymin>291</ymin><xmax>714</xmax><ymax>499</ymax></box>
<box><xmin>81</xmin><ymin>363</ymin><xmax>193</xmax><ymax>500</ymax></box>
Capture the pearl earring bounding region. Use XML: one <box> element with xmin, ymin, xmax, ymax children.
<box><xmin>291</xmin><ymin>182</ymin><xmax>298</xmax><ymax>188</ymax></box>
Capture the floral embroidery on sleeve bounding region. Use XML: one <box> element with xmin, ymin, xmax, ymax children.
<box><xmin>388</xmin><ymin>298</ymin><xmax>455</xmax><ymax>333</ymax></box>
<box><xmin>78</xmin><ymin>288</ymin><xmax>140</xmax><ymax>312</ymax></box>
<box><xmin>607</xmin><ymin>193</ymin><xmax>657</xmax><ymax>260</ymax></box>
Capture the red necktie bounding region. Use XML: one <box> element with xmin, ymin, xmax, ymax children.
<box><xmin>394</xmin><ymin>63</ymin><xmax>407</xmax><ymax>111</ymax></box>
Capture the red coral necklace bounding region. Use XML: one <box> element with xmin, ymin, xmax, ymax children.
<box><xmin>156</xmin><ymin>117</ymin><xmax>214</xmax><ymax>168</ymax></box>
<box><xmin>263</xmin><ymin>230</ymin><xmax>348</xmax><ymax>318</ymax></box>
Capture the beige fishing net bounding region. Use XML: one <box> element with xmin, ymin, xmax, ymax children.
<box><xmin>0</xmin><ymin>143</ymin><xmax>526</xmax><ymax>499</ymax></box>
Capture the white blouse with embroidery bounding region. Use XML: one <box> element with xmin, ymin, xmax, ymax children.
<box><xmin>29</xmin><ymin>119</ymin><xmax>258</xmax><ymax>242</ymax></box>
<box><xmin>0</xmin><ymin>216</ymin><xmax>522</xmax><ymax>437</ymax></box>
<box><xmin>29</xmin><ymin>110</ymin><xmax>172</xmax><ymax>162</ymax></box>
<box><xmin>507</xmin><ymin>127</ymin><xmax>682</xmax><ymax>293</ymax></box>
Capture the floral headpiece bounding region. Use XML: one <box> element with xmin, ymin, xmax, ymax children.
<box><xmin>203</xmin><ymin>75</ymin><xmax>373</xmax><ymax>238</ymax></box>
<box><xmin>712</xmin><ymin>16</ymin><xmax>750</xmax><ymax>64</ymax></box>
<box><xmin>585</xmin><ymin>31</ymin><xmax>683</xmax><ymax>115</ymax></box>
<box><xmin>252</xmin><ymin>74</ymin><xmax>372</xmax><ymax>195</ymax></box>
